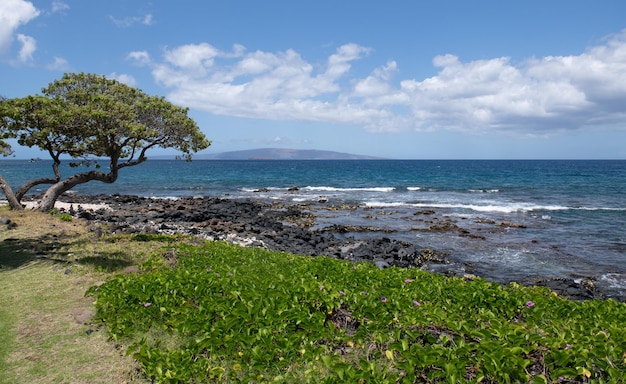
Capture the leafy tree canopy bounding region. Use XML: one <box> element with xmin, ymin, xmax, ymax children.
<box><xmin>0</xmin><ymin>73</ymin><xmax>211</xmax><ymax>211</ymax></box>
<box><xmin>0</xmin><ymin>96</ymin><xmax>14</xmax><ymax>157</ymax></box>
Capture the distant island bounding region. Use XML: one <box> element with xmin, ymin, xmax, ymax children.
<box><xmin>195</xmin><ymin>148</ymin><xmax>383</xmax><ymax>160</ymax></box>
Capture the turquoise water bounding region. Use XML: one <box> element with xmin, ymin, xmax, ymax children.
<box><xmin>2</xmin><ymin>159</ymin><xmax>625</xmax><ymax>297</ymax></box>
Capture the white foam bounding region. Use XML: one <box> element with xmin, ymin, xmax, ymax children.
<box><xmin>304</xmin><ymin>186</ymin><xmax>395</xmax><ymax>193</ymax></box>
<box><xmin>364</xmin><ymin>202</ymin><xmax>406</xmax><ymax>208</ymax></box>
<box><xmin>599</xmin><ymin>273</ymin><xmax>626</xmax><ymax>289</ymax></box>
<box><xmin>468</xmin><ymin>189</ymin><xmax>501</xmax><ymax>193</ymax></box>
<box><xmin>404</xmin><ymin>202</ymin><xmax>569</xmax><ymax>213</ymax></box>
<box><xmin>359</xmin><ymin>199</ymin><xmax>625</xmax><ymax>214</ymax></box>
<box><xmin>577</xmin><ymin>207</ymin><xmax>626</xmax><ymax>211</ymax></box>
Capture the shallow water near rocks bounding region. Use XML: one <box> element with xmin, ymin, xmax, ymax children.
<box><xmin>305</xmin><ymin>201</ymin><xmax>626</xmax><ymax>300</ymax></box>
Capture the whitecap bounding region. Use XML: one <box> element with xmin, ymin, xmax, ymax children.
<box><xmin>468</xmin><ymin>189</ymin><xmax>500</xmax><ymax>193</ymax></box>
<box><xmin>305</xmin><ymin>186</ymin><xmax>395</xmax><ymax>193</ymax></box>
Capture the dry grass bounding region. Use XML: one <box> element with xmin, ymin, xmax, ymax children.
<box><xmin>0</xmin><ymin>207</ymin><xmax>156</xmax><ymax>384</ymax></box>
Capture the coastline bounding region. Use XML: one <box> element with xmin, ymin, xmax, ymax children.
<box><xmin>7</xmin><ymin>192</ymin><xmax>615</xmax><ymax>302</ymax></box>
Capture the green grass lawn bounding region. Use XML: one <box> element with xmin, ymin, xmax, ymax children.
<box><xmin>0</xmin><ymin>208</ymin><xmax>149</xmax><ymax>384</ymax></box>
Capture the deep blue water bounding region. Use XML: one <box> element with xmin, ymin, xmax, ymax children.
<box><xmin>2</xmin><ymin>159</ymin><xmax>625</xmax><ymax>298</ymax></box>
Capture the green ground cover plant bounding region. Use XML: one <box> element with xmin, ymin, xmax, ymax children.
<box><xmin>90</xmin><ymin>240</ymin><xmax>626</xmax><ymax>383</ymax></box>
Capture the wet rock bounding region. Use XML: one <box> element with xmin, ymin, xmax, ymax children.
<box><xmin>499</xmin><ymin>221</ymin><xmax>527</xmax><ymax>228</ymax></box>
<box><xmin>374</xmin><ymin>259</ymin><xmax>390</xmax><ymax>269</ymax></box>
<box><xmin>519</xmin><ymin>276</ymin><xmax>604</xmax><ymax>301</ymax></box>
<box><xmin>413</xmin><ymin>217</ymin><xmax>461</xmax><ymax>233</ymax></box>
<box><xmin>71</xmin><ymin>194</ymin><xmax>448</xmax><ymax>270</ymax></box>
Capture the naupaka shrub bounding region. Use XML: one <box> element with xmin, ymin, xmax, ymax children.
<box><xmin>89</xmin><ymin>239</ymin><xmax>626</xmax><ymax>383</ymax></box>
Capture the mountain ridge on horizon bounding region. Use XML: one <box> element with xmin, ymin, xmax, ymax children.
<box><xmin>195</xmin><ymin>148</ymin><xmax>384</xmax><ymax>160</ymax></box>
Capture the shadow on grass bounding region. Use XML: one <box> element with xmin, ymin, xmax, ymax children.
<box><xmin>76</xmin><ymin>253</ymin><xmax>134</xmax><ymax>273</ymax></box>
<box><xmin>0</xmin><ymin>236</ymin><xmax>61</xmax><ymax>270</ymax></box>
<box><xmin>0</xmin><ymin>235</ymin><xmax>133</xmax><ymax>273</ymax></box>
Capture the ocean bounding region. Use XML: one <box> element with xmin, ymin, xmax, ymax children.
<box><xmin>2</xmin><ymin>159</ymin><xmax>625</xmax><ymax>298</ymax></box>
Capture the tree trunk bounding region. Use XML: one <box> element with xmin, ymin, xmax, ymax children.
<box><xmin>0</xmin><ymin>175</ymin><xmax>24</xmax><ymax>210</ymax></box>
<box><xmin>37</xmin><ymin>170</ymin><xmax>118</xmax><ymax>212</ymax></box>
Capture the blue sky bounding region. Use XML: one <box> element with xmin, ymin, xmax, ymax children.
<box><xmin>2</xmin><ymin>1</ymin><xmax>626</xmax><ymax>159</ymax></box>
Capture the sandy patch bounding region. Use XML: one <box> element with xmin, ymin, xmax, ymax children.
<box><xmin>1</xmin><ymin>200</ymin><xmax>110</xmax><ymax>211</ymax></box>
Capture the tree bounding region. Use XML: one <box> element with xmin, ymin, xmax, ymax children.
<box><xmin>0</xmin><ymin>95</ymin><xmax>22</xmax><ymax>209</ymax></box>
<box><xmin>0</xmin><ymin>73</ymin><xmax>211</xmax><ymax>212</ymax></box>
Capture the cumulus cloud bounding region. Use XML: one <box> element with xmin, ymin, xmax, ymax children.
<box><xmin>141</xmin><ymin>30</ymin><xmax>626</xmax><ymax>135</ymax></box>
<box><xmin>0</xmin><ymin>0</ymin><xmax>39</xmax><ymax>54</ymax></box>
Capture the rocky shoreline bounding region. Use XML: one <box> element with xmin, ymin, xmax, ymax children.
<box><xmin>50</xmin><ymin>193</ymin><xmax>615</xmax><ymax>302</ymax></box>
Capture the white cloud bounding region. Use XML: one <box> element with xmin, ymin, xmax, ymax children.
<box><xmin>127</xmin><ymin>50</ymin><xmax>151</xmax><ymax>66</ymax></box>
<box><xmin>109</xmin><ymin>13</ymin><xmax>154</xmax><ymax>28</ymax></box>
<box><xmin>0</xmin><ymin>0</ymin><xmax>39</xmax><ymax>54</ymax></box>
<box><xmin>352</xmin><ymin>61</ymin><xmax>397</xmax><ymax>98</ymax></box>
<box><xmin>51</xmin><ymin>1</ymin><xmax>69</xmax><ymax>13</ymax></box>
<box><xmin>16</xmin><ymin>33</ymin><xmax>35</xmax><ymax>62</ymax></box>
<box><xmin>163</xmin><ymin>43</ymin><xmax>221</xmax><ymax>74</ymax></box>
<box><xmin>143</xmin><ymin>30</ymin><xmax>626</xmax><ymax>135</ymax></box>
<box><xmin>398</xmin><ymin>32</ymin><xmax>626</xmax><ymax>133</ymax></box>
<box><xmin>142</xmin><ymin>14</ymin><xmax>153</xmax><ymax>26</ymax></box>
<box><xmin>109</xmin><ymin>72</ymin><xmax>137</xmax><ymax>87</ymax></box>
<box><xmin>45</xmin><ymin>56</ymin><xmax>71</xmax><ymax>71</ymax></box>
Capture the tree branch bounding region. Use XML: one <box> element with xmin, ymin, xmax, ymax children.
<box><xmin>15</xmin><ymin>177</ymin><xmax>59</xmax><ymax>201</ymax></box>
